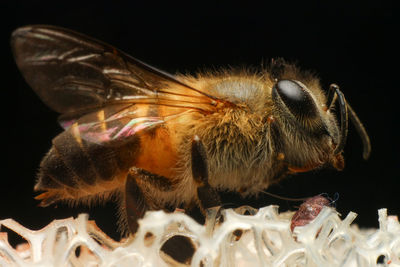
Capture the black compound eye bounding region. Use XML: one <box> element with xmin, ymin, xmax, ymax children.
<box><xmin>272</xmin><ymin>79</ymin><xmax>318</xmax><ymax>119</ymax></box>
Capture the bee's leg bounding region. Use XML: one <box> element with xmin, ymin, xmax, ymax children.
<box><xmin>124</xmin><ymin>169</ymin><xmax>179</xmax><ymax>234</ymax></box>
<box><xmin>191</xmin><ymin>136</ymin><xmax>221</xmax><ymax>211</ymax></box>
<box><xmin>135</xmin><ymin>168</ymin><xmax>178</xmax><ymax>192</ymax></box>
<box><xmin>124</xmin><ymin>173</ymin><xmax>149</xmax><ymax>234</ymax></box>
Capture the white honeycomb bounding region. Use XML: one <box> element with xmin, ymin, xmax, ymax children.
<box><xmin>1</xmin><ymin>206</ymin><xmax>399</xmax><ymax>267</ymax></box>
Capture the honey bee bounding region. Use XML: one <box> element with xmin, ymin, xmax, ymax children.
<box><xmin>11</xmin><ymin>25</ymin><xmax>371</xmax><ymax>234</ymax></box>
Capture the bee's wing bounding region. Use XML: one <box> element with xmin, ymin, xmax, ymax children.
<box><xmin>11</xmin><ymin>25</ymin><xmax>226</xmax><ymax>115</ymax></box>
<box><xmin>64</xmin><ymin>103</ymin><xmax>195</xmax><ymax>144</ymax></box>
<box><xmin>12</xmin><ymin>25</ymin><xmax>231</xmax><ymax>143</ymax></box>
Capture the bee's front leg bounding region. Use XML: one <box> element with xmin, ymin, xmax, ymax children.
<box><xmin>191</xmin><ymin>136</ymin><xmax>221</xmax><ymax>212</ymax></box>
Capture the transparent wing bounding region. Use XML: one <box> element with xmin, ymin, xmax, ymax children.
<box><xmin>11</xmin><ymin>25</ymin><xmax>232</xmax><ymax>143</ymax></box>
<box><xmin>11</xmin><ymin>25</ymin><xmax>226</xmax><ymax>116</ymax></box>
<box><xmin>65</xmin><ymin>103</ymin><xmax>194</xmax><ymax>144</ymax></box>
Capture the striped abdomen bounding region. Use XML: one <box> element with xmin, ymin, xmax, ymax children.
<box><xmin>35</xmin><ymin>127</ymin><xmax>140</xmax><ymax>206</ymax></box>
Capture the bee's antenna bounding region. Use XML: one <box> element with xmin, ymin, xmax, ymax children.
<box><xmin>330</xmin><ymin>84</ymin><xmax>349</xmax><ymax>156</ymax></box>
<box><xmin>347</xmin><ymin>103</ymin><xmax>372</xmax><ymax>160</ymax></box>
<box><xmin>328</xmin><ymin>84</ymin><xmax>371</xmax><ymax>159</ymax></box>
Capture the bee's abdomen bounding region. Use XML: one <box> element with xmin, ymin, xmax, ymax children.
<box><xmin>35</xmin><ymin>129</ymin><xmax>140</xmax><ymax>205</ymax></box>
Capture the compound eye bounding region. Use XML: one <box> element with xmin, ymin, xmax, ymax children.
<box><xmin>273</xmin><ymin>80</ymin><xmax>318</xmax><ymax>119</ymax></box>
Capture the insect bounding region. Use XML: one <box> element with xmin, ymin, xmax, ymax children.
<box><xmin>290</xmin><ymin>195</ymin><xmax>332</xmax><ymax>233</ymax></box>
<box><xmin>11</xmin><ymin>25</ymin><xmax>371</xmax><ymax>234</ymax></box>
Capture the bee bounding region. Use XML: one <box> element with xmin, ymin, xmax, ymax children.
<box><xmin>11</xmin><ymin>25</ymin><xmax>371</xmax><ymax>234</ymax></box>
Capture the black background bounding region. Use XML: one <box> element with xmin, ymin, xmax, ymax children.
<box><xmin>1</xmin><ymin>1</ymin><xmax>397</xmax><ymax>239</ymax></box>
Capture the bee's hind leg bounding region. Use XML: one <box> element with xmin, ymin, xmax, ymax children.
<box><xmin>191</xmin><ymin>135</ymin><xmax>221</xmax><ymax>212</ymax></box>
<box><xmin>124</xmin><ymin>168</ymin><xmax>179</xmax><ymax>234</ymax></box>
<box><xmin>124</xmin><ymin>173</ymin><xmax>150</xmax><ymax>234</ymax></box>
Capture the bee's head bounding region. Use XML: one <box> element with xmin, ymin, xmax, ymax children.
<box><xmin>270</xmin><ymin>77</ymin><xmax>370</xmax><ymax>172</ymax></box>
